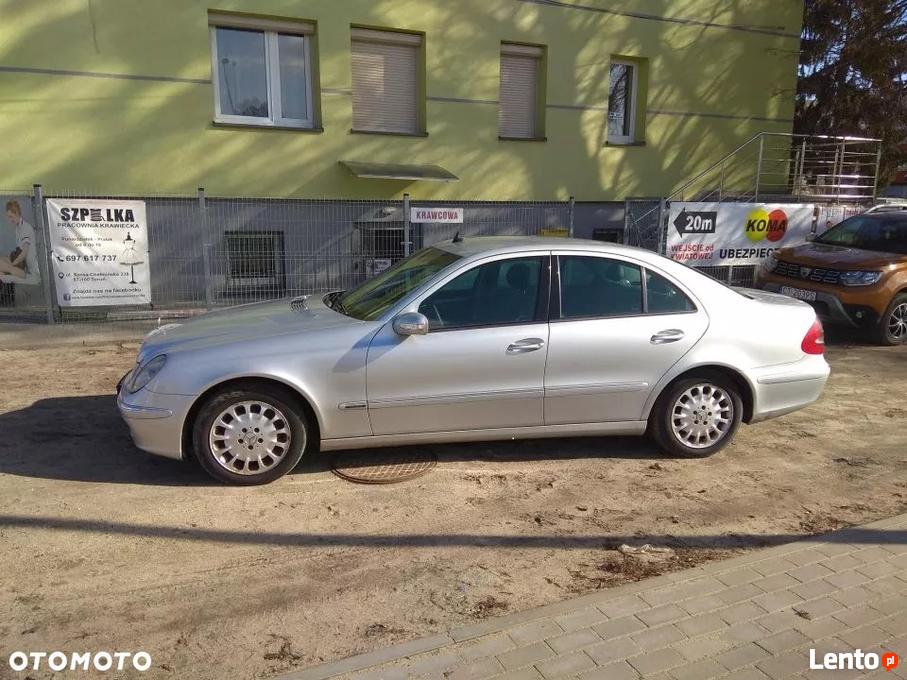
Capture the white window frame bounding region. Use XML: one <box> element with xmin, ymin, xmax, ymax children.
<box><xmin>607</xmin><ymin>59</ymin><xmax>638</xmax><ymax>145</ymax></box>
<box><xmin>209</xmin><ymin>14</ymin><xmax>315</xmax><ymax>129</ymax></box>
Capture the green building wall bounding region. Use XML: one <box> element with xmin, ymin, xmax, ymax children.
<box><xmin>0</xmin><ymin>0</ymin><xmax>803</xmax><ymax>201</ymax></box>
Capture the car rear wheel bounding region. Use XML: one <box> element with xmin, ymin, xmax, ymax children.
<box><xmin>649</xmin><ymin>373</ymin><xmax>743</xmax><ymax>458</ymax></box>
<box><xmin>876</xmin><ymin>294</ymin><xmax>907</xmax><ymax>346</ymax></box>
<box><xmin>193</xmin><ymin>385</ymin><xmax>308</xmax><ymax>485</ymax></box>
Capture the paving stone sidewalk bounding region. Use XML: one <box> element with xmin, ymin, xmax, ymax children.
<box><xmin>280</xmin><ymin>513</ymin><xmax>907</xmax><ymax>680</ymax></box>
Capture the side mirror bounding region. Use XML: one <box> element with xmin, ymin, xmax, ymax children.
<box><xmin>392</xmin><ymin>312</ymin><xmax>429</xmax><ymax>336</ymax></box>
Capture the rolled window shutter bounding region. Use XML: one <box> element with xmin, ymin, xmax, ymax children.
<box><xmin>352</xmin><ymin>32</ymin><xmax>419</xmax><ymax>133</ymax></box>
<box><xmin>499</xmin><ymin>52</ymin><xmax>539</xmax><ymax>138</ymax></box>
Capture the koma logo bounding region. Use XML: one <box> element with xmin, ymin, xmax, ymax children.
<box><xmin>59</xmin><ymin>207</ymin><xmax>136</xmax><ymax>222</ymax></box>
<box><xmin>744</xmin><ymin>207</ymin><xmax>787</xmax><ymax>243</ymax></box>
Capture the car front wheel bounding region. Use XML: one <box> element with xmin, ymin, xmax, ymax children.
<box><xmin>877</xmin><ymin>294</ymin><xmax>907</xmax><ymax>346</ymax></box>
<box><xmin>649</xmin><ymin>374</ymin><xmax>743</xmax><ymax>458</ymax></box>
<box><xmin>192</xmin><ymin>385</ymin><xmax>308</xmax><ymax>485</ymax></box>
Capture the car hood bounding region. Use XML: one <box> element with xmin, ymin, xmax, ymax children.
<box><xmin>137</xmin><ymin>296</ymin><xmax>361</xmax><ymax>361</ymax></box>
<box><xmin>776</xmin><ymin>242</ymin><xmax>907</xmax><ymax>269</ymax></box>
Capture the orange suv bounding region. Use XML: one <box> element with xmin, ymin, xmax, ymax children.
<box><xmin>756</xmin><ymin>210</ymin><xmax>907</xmax><ymax>345</ymax></box>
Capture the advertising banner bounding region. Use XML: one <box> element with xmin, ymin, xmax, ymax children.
<box><xmin>46</xmin><ymin>199</ymin><xmax>151</xmax><ymax>306</ymax></box>
<box><xmin>666</xmin><ymin>202</ymin><xmax>815</xmax><ymax>266</ymax></box>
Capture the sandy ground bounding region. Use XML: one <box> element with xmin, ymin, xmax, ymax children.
<box><xmin>0</xmin><ymin>332</ymin><xmax>906</xmax><ymax>679</ymax></box>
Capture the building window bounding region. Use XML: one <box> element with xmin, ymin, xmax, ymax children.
<box><xmin>224</xmin><ymin>230</ymin><xmax>286</xmax><ymax>295</ymax></box>
<box><xmin>499</xmin><ymin>43</ymin><xmax>544</xmax><ymax>139</ymax></box>
<box><xmin>351</xmin><ymin>28</ymin><xmax>422</xmax><ymax>135</ymax></box>
<box><xmin>209</xmin><ymin>14</ymin><xmax>315</xmax><ymax>128</ymax></box>
<box><xmin>608</xmin><ymin>60</ymin><xmax>637</xmax><ymax>144</ymax></box>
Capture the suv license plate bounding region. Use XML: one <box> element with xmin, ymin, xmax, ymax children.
<box><xmin>780</xmin><ymin>286</ymin><xmax>817</xmax><ymax>302</ymax></box>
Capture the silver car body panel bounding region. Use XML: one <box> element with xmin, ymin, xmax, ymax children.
<box><xmin>320</xmin><ymin>420</ymin><xmax>649</xmax><ymax>451</ymax></box>
<box><xmin>117</xmin><ymin>237</ymin><xmax>830</xmax><ymax>461</ymax></box>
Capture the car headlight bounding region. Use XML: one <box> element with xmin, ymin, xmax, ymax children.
<box><xmin>127</xmin><ymin>355</ymin><xmax>167</xmax><ymax>393</ymax></box>
<box><xmin>839</xmin><ymin>271</ymin><xmax>882</xmax><ymax>286</ymax></box>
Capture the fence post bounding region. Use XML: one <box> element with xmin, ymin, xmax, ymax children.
<box><xmin>718</xmin><ymin>160</ymin><xmax>726</xmax><ymax>202</ymax></box>
<box><xmin>32</xmin><ymin>184</ymin><xmax>56</xmax><ymax>324</ymax></box>
<box><xmin>871</xmin><ymin>143</ymin><xmax>882</xmax><ymax>201</ymax></box>
<box><xmin>567</xmin><ymin>195</ymin><xmax>575</xmax><ymax>238</ymax></box>
<box><xmin>754</xmin><ymin>135</ymin><xmax>764</xmax><ymax>201</ymax></box>
<box><xmin>403</xmin><ymin>193</ymin><xmax>411</xmax><ymax>257</ymax></box>
<box><xmin>797</xmin><ymin>138</ymin><xmax>807</xmax><ymax>200</ymax></box>
<box><xmin>657</xmin><ymin>198</ymin><xmax>668</xmax><ymax>255</ymax></box>
<box><xmin>197</xmin><ymin>187</ymin><xmax>213</xmax><ymax>310</ymax></box>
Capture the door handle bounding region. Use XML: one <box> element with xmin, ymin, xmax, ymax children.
<box><xmin>507</xmin><ymin>337</ymin><xmax>545</xmax><ymax>354</ymax></box>
<box><xmin>650</xmin><ymin>329</ymin><xmax>685</xmax><ymax>344</ymax></box>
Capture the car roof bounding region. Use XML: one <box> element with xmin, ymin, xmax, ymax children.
<box><xmin>432</xmin><ymin>235</ymin><xmax>654</xmax><ymax>260</ymax></box>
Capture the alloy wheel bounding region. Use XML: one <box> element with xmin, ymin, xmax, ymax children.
<box><xmin>888</xmin><ymin>302</ymin><xmax>907</xmax><ymax>341</ymax></box>
<box><xmin>670</xmin><ymin>383</ymin><xmax>734</xmax><ymax>449</ymax></box>
<box><xmin>208</xmin><ymin>400</ymin><xmax>294</xmax><ymax>475</ymax></box>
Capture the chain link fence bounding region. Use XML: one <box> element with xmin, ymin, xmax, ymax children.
<box><xmin>0</xmin><ymin>189</ymin><xmax>572</xmax><ymax>337</ymax></box>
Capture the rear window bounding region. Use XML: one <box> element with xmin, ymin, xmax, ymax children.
<box><xmin>559</xmin><ymin>256</ymin><xmax>643</xmax><ymax>319</ymax></box>
<box><xmin>646</xmin><ymin>270</ymin><xmax>696</xmax><ymax>313</ymax></box>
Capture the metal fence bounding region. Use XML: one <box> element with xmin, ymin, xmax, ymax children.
<box><xmin>0</xmin><ymin>188</ymin><xmax>572</xmax><ymax>332</ymax></box>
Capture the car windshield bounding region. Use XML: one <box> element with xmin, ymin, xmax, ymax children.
<box><xmin>332</xmin><ymin>247</ymin><xmax>462</xmax><ymax>321</ymax></box>
<box><xmin>814</xmin><ymin>214</ymin><xmax>907</xmax><ymax>254</ymax></box>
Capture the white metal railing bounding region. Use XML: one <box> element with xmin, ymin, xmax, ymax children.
<box><xmin>667</xmin><ymin>132</ymin><xmax>882</xmax><ymax>205</ymax></box>
<box><xmin>625</xmin><ymin>132</ymin><xmax>883</xmax><ymax>255</ymax></box>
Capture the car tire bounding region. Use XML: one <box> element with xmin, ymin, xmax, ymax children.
<box><xmin>649</xmin><ymin>372</ymin><xmax>743</xmax><ymax>458</ymax></box>
<box><xmin>192</xmin><ymin>384</ymin><xmax>309</xmax><ymax>485</ymax></box>
<box><xmin>876</xmin><ymin>294</ymin><xmax>907</xmax><ymax>346</ymax></box>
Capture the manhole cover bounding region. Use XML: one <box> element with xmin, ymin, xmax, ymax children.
<box><xmin>331</xmin><ymin>451</ymin><xmax>438</xmax><ymax>484</ymax></box>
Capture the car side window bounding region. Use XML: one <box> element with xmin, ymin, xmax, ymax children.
<box><xmin>418</xmin><ymin>257</ymin><xmax>542</xmax><ymax>330</ymax></box>
<box><xmin>558</xmin><ymin>256</ymin><xmax>643</xmax><ymax>319</ymax></box>
<box><xmin>646</xmin><ymin>270</ymin><xmax>696</xmax><ymax>314</ymax></box>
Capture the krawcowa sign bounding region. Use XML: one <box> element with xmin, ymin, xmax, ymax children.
<box><xmin>667</xmin><ymin>202</ymin><xmax>815</xmax><ymax>266</ymax></box>
<box><xmin>46</xmin><ymin>199</ymin><xmax>151</xmax><ymax>307</ymax></box>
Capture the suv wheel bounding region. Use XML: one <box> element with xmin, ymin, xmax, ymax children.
<box><xmin>193</xmin><ymin>385</ymin><xmax>308</xmax><ymax>485</ymax></box>
<box><xmin>649</xmin><ymin>373</ymin><xmax>743</xmax><ymax>458</ymax></box>
<box><xmin>877</xmin><ymin>294</ymin><xmax>907</xmax><ymax>346</ymax></box>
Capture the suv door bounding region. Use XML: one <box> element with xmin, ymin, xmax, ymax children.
<box><xmin>544</xmin><ymin>253</ymin><xmax>708</xmax><ymax>424</ymax></box>
<box><xmin>366</xmin><ymin>253</ymin><xmax>550</xmax><ymax>436</ymax></box>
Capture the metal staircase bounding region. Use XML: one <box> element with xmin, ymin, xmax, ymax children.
<box><xmin>625</xmin><ymin>132</ymin><xmax>883</xmax><ymax>252</ymax></box>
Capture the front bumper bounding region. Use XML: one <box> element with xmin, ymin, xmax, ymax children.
<box><xmin>117</xmin><ymin>375</ymin><xmax>194</xmax><ymax>461</ymax></box>
<box><xmin>760</xmin><ymin>281</ymin><xmax>879</xmax><ymax>328</ymax></box>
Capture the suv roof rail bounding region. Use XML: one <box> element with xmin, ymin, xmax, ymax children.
<box><xmin>866</xmin><ymin>203</ymin><xmax>907</xmax><ymax>213</ymax></box>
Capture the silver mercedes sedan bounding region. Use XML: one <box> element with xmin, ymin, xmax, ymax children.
<box><xmin>117</xmin><ymin>237</ymin><xmax>830</xmax><ymax>485</ymax></box>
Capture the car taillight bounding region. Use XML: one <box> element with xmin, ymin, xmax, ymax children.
<box><xmin>801</xmin><ymin>319</ymin><xmax>825</xmax><ymax>355</ymax></box>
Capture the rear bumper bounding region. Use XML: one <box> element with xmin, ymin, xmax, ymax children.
<box><xmin>749</xmin><ymin>355</ymin><xmax>830</xmax><ymax>423</ymax></box>
<box><xmin>117</xmin><ymin>378</ymin><xmax>193</xmax><ymax>461</ymax></box>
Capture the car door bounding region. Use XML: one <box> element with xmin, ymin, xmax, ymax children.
<box><xmin>544</xmin><ymin>253</ymin><xmax>708</xmax><ymax>425</ymax></box>
<box><xmin>366</xmin><ymin>253</ymin><xmax>550</xmax><ymax>436</ymax></box>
